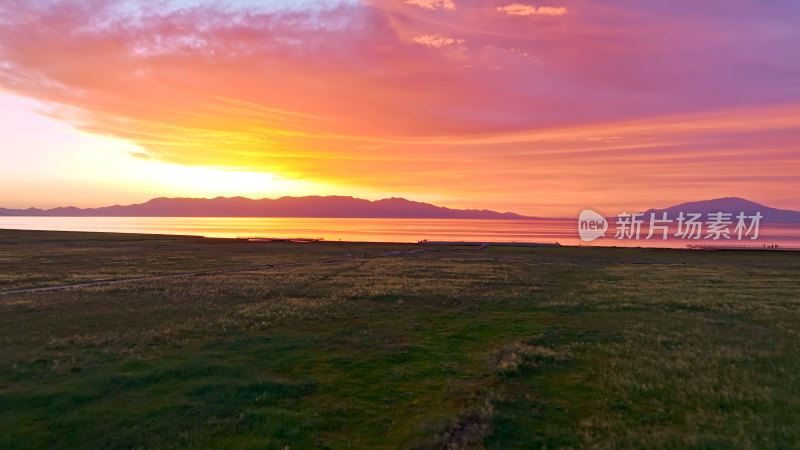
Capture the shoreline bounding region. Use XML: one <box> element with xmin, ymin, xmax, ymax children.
<box><xmin>2</xmin><ymin>227</ymin><xmax>799</xmax><ymax>252</ymax></box>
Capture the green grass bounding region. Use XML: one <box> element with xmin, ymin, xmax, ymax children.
<box><xmin>1</xmin><ymin>229</ymin><xmax>799</xmax><ymax>448</ymax></box>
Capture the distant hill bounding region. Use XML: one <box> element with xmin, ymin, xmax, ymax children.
<box><xmin>0</xmin><ymin>196</ymin><xmax>530</xmax><ymax>219</ymax></box>
<box><xmin>639</xmin><ymin>197</ymin><xmax>800</xmax><ymax>223</ymax></box>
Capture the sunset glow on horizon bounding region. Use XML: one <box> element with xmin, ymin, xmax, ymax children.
<box><xmin>1</xmin><ymin>0</ymin><xmax>798</xmax><ymax>216</ymax></box>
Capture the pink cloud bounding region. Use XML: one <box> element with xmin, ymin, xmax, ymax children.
<box><xmin>0</xmin><ymin>0</ymin><xmax>798</xmax><ymax>214</ymax></box>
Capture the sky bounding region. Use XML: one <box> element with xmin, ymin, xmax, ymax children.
<box><xmin>0</xmin><ymin>0</ymin><xmax>798</xmax><ymax>217</ymax></box>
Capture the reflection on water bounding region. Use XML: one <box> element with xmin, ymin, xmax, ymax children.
<box><xmin>1</xmin><ymin>216</ymin><xmax>799</xmax><ymax>248</ymax></box>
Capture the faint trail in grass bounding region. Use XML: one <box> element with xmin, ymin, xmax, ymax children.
<box><xmin>0</xmin><ymin>250</ymin><xmax>436</xmax><ymax>296</ymax></box>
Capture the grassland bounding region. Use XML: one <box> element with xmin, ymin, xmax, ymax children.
<box><xmin>1</xmin><ymin>229</ymin><xmax>799</xmax><ymax>448</ymax></box>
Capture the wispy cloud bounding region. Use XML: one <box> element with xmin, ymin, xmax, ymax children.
<box><xmin>412</xmin><ymin>34</ymin><xmax>463</xmax><ymax>47</ymax></box>
<box><xmin>497</xmin><ymin>3</ymin><xmax>568</xmax><ymax>16</ymax></box>
<box><xmin>405</xmin><ymin>0</ymin><xmax>456</xmax><ymax>10</ymax></box>
<box><xmin>128</xmin><ymin>151</ymin><xmax>152</xmax><ymax>160</ymax></box>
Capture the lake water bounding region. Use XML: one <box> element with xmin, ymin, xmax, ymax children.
<box><xmin>1</xmin><ymin>217</ymin><xmax>799</xmax><ymax>249</ymax></box>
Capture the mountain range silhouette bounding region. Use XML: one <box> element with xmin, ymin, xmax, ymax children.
<box><xmin>0</xmin><ymin>196</ymin><xmax>527</xmax><ymax>219</ymax></box>
<box><xmin>1</xmin><ymin>195</ymin><xmax>798</xmax><ymax>222</ymax></box>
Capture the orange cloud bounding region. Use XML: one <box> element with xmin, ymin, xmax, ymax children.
<box><xmin>496</xmin><ymin>3</ymin><xmax>568</xmax><ymax>16</ymax></box>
